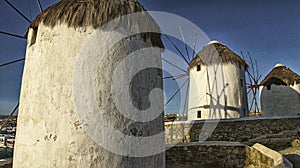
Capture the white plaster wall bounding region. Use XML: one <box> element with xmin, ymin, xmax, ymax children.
<box><xmin>188</xmin><ymin>63</ymin><xmax>247</xmax><ymax>120</ymax></box>
<box><xmin>13</xmin><ymin>24</ymin><xmax>164</xmax><ymax>167</ymax></box>
<box><xmin>260</xmin><ymin>84</ymin><xmax>300</xmax><ymax>116</ymax></box>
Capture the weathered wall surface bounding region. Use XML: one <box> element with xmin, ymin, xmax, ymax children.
<box><xmin>166</xmin><ymin>141</ymin><xmax>246</xmax><ymax>168</ymax></box>
<box><xmin>14</xmin><ymin>24</ymin><xmax>97</xmax><ymax>168</ymax></box>
<box><xmin>14</xmin><ymin>23</ymin><xmax>164</xmax><ymax>168</ymax></box>
<box><xmin>165</xmin><ymin>116</ymin><xmax>300</xmax><ymax>150</ymax></box>
<box><xmin>188</xmin><ymin>63</ymin><xmax>248</xmax><ymax>120</ymax></box>
<box><xmin>245</xmin><ymin>143</ymin><xmax>286</xmax><ymax>168</ymax></box>
<box><xmin>260</xmin><ymin>84</ymin><xmax>300</xmax><ymax>117</ymax></box>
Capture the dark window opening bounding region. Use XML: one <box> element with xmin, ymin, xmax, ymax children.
<box><xmin>197</xmin><ymin>65</ymin><xmax>201</xmax><ymax>71</ymax></box>
<box><xmin>240</xmin><ymin>79</ymin><xmax>243</xmax><ymax>87</ymax></box>
<box><xmin>197</xmin><ymin>110</ymin><xmax>201</xmax><ymax>118</ymax></box>
<box><xmin>157</xmin><ymin>70</ymin><xmax>162</xmax><ymax>76</ymax></box>
<box><xmin>267</xmin><ymin>85</ymin><xmax>271</xmax><ymax>90</ymax></box>
<box><xmin>29</xmin><ymin>27</ymin><xmax>38</xmax><ymax>46</ymax></box>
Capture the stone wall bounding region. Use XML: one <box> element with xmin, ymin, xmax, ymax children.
<box><xmin>245</xmin><ymin>143</ymin><xmax>286</xmax><ymax>168</ymax></box>
<box><xmin>165</xmin><ymin>116</ymin><xmax>300</xmax><ymax>150</ymax></box>
<box><xmin>165</xmin><ymin>142</ymin><xmax>292</xmax><ymax>168</ymax></box>
<box><xmin>166</xmin><ymin>141</ymin><xmax>246</xmax><ymax>168</ymax></box>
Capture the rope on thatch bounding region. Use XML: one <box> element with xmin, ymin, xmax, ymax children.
<box><xmin>189</xmin><ymin>42</ymin><xmax>247</xmax><ymax>69</ymax></box>
<box><xmin>28</xmin><ymin>0</ymin><xmax>164</xmax><ymax>48</ymax></box>
<box><xmin>260</xmin><ymin>66</ymin><xmax>300</xmax><ymax>86</ymax></box>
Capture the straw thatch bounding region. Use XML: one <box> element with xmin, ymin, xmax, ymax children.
<box><xmin>28</xmin><ymin>0</ymin><xmax>164</xmax><ymax>48</ymax></box>
<box><xmin>189</xmin><ymin>42</ymin><xmax>247</xmax><ymax>69</ymax></box>
<box><xmin>260</xmin><ymin>65</ymin><xmax>300</xmax><ymax>86</ymax></box>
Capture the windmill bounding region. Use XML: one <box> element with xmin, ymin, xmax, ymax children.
<box><xmin>161</xmin><ymin>27</ymin><xmax>249</xmax><ymax>144</ymax></box>
<box><xmin>241</xmin><ymin>51</ymin><xmax>262</xmax><ymax>116</ymax></box>
<box><xmin>161</xmin><ymin>22</ymin><xmax>249</xmax><ymax>121</ymax></box>
<box><xmin>2</xmin><ymin>0</ymin><xmax>166</xmax><ymax>167</ymax></box>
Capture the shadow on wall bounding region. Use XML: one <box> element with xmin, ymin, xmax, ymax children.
<box><xmin>207</xmin><ymin>64</ymin><xmax>241</xmax><ymax>119</ymax></box>
<box><xmin>260</xmin><ymin>78</ymin><xmax>300</xmax><ymax>117</ymax></box>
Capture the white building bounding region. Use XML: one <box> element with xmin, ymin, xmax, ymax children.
<box><xmin>188</xmin><ymin>41</ymin><xmax>248</xmax><ymax>120</ymax></box>
<box><xmin>260</xmin><ymin>64</ymin><xmax>300</xmax><ymax>116</ymax></box>
<box><xmin>0</xmin><ymin>136</ymin><xmax>7</xmax><ymax>147</ymax></box>
<box><xmin>14</xmin><ymin>0</ymin><xmax>165</xmax><ymax>167</ymax></box>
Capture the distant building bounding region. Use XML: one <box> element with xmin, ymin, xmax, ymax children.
<box><xmin>164</xmin><ymin>114</ymin><xmax>187</xmax><ymax>122</ymax></box>
<box><xmin>188</xmin><ymin>41</ymin><xmax>248</xmax><ymax>120</ymax></box>
<box><xmin>260</xmin><ymin>64</ymin><xmax>300</xmax><ymax>116</ymax></box>
<box><xmin>6</xmin><ymin>139</ymin><xmax>14</xmax><ymax>148</ymax></box>
<box><xmin>0</xmin><ymin>136</ymin><xmax>7</xmax><ymax>147</ymax></box>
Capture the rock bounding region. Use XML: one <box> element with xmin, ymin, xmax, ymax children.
<box><xmin>291</xmin><ymin>139</ymin><xmax>300</xmax><ymax>147</ymax></box>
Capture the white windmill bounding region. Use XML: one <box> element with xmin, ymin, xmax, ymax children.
<box><xmin>260</xmin><ymin>64</ymin><xmax>300</xmax><ymax>116</ymax></box>
<box><xmin>187</xmin><ymin>41</ymin><xmax>248</xmax><ymax>120</ymax></box>
<box><xmin>3</xmin><ymin>0</ymin><xmax>165</xmax><ymax>167</ymax></box>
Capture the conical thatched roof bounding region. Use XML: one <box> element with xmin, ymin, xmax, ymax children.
<box><xmin>28</xmin><ymin>0</ymin><xmax>164</xmax><ymax>48</ymax></box>
<box><xmin>189</xmin><ymin>41</ymin><xmax>247</xmax><ymax>69</ymax></box>
<box><xmin>260</xmin><ymin>64</ymin><xmax>300</xmax><ymax>86</ymax></box>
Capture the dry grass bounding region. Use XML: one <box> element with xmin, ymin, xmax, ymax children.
<box><xmin>28</xmin><ymin>0</ymin><xmax>164</xmax><ymax>48</ymax></box>
<box><xmin>189</xmin><ymin>42</ymin><xmax>247</xmax><ymax>69</ymax></box>
<box><xmin>260</xmin><ymin>66</ymin><xmax>300</xmax><ymax>86</ymax></box>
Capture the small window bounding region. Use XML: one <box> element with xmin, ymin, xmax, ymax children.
<box><xmin>240</xmin><ymin>79</ymin><xmax>243</xmax><ymax>87</ymax></box>
<box><xmin>197</xmin><ymin>65</ymin><xmax>201</xmax><ymax>71</ymax></box>
<box><xmin>157</xmin><ymin>69</ymin><xmax>162</xmax><ymax>76</ymax></box>
<box><xmin>28</xmin><ymin>27</ymin><xmax>38</xmax><ymax>46</ymax></box>
<box><xmin>267</xmin><ymin>85</ymin><xmax>271</xmax><ymax>90</ymax></box>
<box><xmin>197</xmin><ymin>110</ymin><xmax>201</xmax><ymax>118</ymax></box>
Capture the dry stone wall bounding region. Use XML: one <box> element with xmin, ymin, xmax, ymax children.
<box><xmin>166</xmin><ymin>141</ymin><xmax>246</xmax><ymax>168</ymax></box>
<box><xmin>165</xmin><ymin>142</ymin><xmax>292</xmax><ymax>168</ymax></box>
<box><xmin>245</xmin><ymin>143</ymin><xmax>286</xmax><ymax>168</ymax></box>
<box><xmin>165</xmin><ymin>116</ymin><xmax>300</xmax><ymax>150</ymax></box>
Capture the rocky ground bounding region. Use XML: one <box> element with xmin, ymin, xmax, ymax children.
<box><xmin>0</xmin><ymin>158</ymin><xmax>12</xmax><ymax>168</ymax></box>
<box><xmin>0</xmin><ymin>163</ymin><xmax>12</xmax><ymax>168</ymax></box>
<box><xmin>280</xmin><ymin>139</ymin><xmax>300</xmax><ymax>168</ymax></box>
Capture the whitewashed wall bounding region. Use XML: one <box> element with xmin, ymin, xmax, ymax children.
<box><xmin>13</xmin><ymin>23</ymin><xmax>164</xmax><ymax>167</ymax></box>
<box><xmin>188</xmin><ymin>63</ymin><xmax>247</xmax><ymax>120</ymax></box>
<box><xmin>260</xmin><ymin>83</ymin><xmax>300</xmax><ymax>116</ymax></box>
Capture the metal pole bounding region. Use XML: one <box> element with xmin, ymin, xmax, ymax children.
<box><xmin>36</xmin><ymin>0</ymin><xmax>43</xmax><ymax>12</ymax></box>
<box><xmin>0</xmin><ymin>30</ymin><xmax>26</xmax><ymax>39</ymax></box>
<box><xmin>4</xmin><ymin>0</ymin><xmax>31</xmax><ymax>23</ymax></box>
<box><xmin>0</xmin><ymin>58</ymin><xmax>25</xmax><ymax>68</ymax></box>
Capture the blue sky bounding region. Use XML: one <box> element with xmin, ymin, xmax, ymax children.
<box><xmin>0</xmin><ymin>0</ymin><xmax>299</xmax><ymax>115</ymax></box>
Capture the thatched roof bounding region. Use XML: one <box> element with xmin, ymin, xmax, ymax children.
<box><xmin>28</xmin><ymin>0</ymin><xmax>163</xmax><ymax>48</ymax></box>
<box><xmin>189</xmin><ymin>41</ymin><xmax>247</xmax><ymax>69</ymax></box>
<box><xmin>260</xmin><ymin>64</ymin><xmax>300</xmax><ymax>86</ymax></box>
